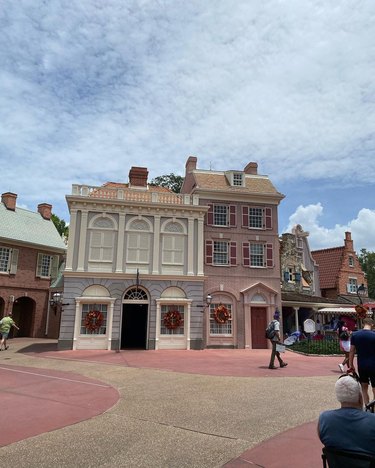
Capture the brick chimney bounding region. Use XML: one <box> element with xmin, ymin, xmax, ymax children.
<box><xmin>1</xmin><ymin>192</ymin><xmax>17</xmax><ymax>211</ymax></box>
<box><xmin>38</xmin><ymin>203</ymin><xmax>52</xmax><ymax>220</ymax></box>
<box><xmin>344</xmin><ymin>231</ymin><xmax>354</xmax><ymax>251</ymax></box>
<box><xmin>244</xmin><ymin>162</ymin><xmax>258</xmax><ymax>174</ymax></box>
<box><xmin>129</xmin><ymin>167</ymin><xmax>148</xmax><ymax>187</ymax></box>
<box><xmin>185</xmin><ymin>156</ymin><xmax>197</xmax><ymax>174</ymax></box>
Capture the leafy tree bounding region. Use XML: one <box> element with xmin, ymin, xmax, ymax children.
<box><xmin>51</xmin><ymin>214</ymin><xmax>69</xmax><ymax>241</ymax></box>
<box><xmin>358</xmin><ymin>249</ymin><xmax>375</xmax><ymax>299</ymax></box>
<box><xmin>150</xmin><ymin>173</ymin><xmax>184</xmax><ymax>193</ymax></box>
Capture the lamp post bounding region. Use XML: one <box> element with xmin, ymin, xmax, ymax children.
<box><xmin>356</xmin><ymin>283</ymin><xmax>366</xmax><ymax>304</ymax></box>
<box><xmin>49</xmin><ymin>292</ymin><xmax>69</xmax><ymax>314</ymax></box>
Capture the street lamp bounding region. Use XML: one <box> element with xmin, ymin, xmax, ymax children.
<box><xmin>197</xmin><ymin>294</ymin><xmax>213</xmax><ymax>312</ymax></box>
<box><xmin>49</xmin><ymin>292</ymin><xmax>69</xmax><ymax>310</ymax></box>
<box><xmin>357</xmin><ymin>284</ymin><xmax>366</xmax><ymax>304</ymax></box>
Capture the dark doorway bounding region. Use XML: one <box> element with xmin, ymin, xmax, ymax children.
<box><xmin>251</xmin><ymin>307</ymin><xmax>268</xmax><ymax>349</ymax></box>
<box><xmin>121</xmin><ymin>303</ymin><xmax>148</xmax><ymax>349</ymax></box>
<box><xmin>11</xmin><ymin>297</ymin><xmax>35</xmax><ymax>337</ymax></box>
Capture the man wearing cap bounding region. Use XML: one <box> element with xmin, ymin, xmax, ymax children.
<box><xmin>318</xmin><ymin>375</ymin><xmax>375</xmax><ymax>456</ymax></box>
<box><xmin>348</xmin><ymin>318</ymin><xmax>375</xmax><ymax>406</ymax></box>
<box><xmin>268</xmin><ymin>310</ymin><xmax>288</xmax><ymax>370</ymax></box>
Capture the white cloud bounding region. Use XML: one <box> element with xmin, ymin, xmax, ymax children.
<box><xmin>285</xmin><ymin>203</ymin><xmax>375</xmax><ymax>252</ymax></box>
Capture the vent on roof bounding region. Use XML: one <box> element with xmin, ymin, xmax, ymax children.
<box><xmin>1</xmin><ymin>192</ymin><xmax>17</xmax><ymax>211</ymax></box>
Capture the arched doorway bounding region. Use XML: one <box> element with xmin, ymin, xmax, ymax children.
<box><xmin>11</xmin><ymin>297</ymin><xmax>35</xmax><ymax>337</ymax></box>
<box><xmin>0</xmin><ymin>297</ymin><xmax>5</xmax><ymax>317</ymax></box>
<box><xmin>121</xmin><ymin>287</ymin><xmax>149</xmax><ymax>349</ymax></box>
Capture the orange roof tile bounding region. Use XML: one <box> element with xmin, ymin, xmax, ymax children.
<box><xmin>311</xmin><ymin>247</ymin><xmax>344</xmax><ymax>289</ymax></box>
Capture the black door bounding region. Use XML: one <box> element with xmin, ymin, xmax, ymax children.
<box><xmin>121</xmin><ymin>303</ymin><xmax>148</xmax><ymax>349</ymax></box>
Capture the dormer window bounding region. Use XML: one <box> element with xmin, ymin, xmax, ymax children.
<box><xmin>225</xmin><ymin>171</ymin><xmax>245</xmax><ymax>187</ymax></box>
<box><xmin>233</xmin><ymin>173</ymin><xmax>243</xmax><ymax>186</ymax></box>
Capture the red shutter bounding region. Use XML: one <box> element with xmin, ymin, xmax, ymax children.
<box><xmin>229</xmin><ymin>205</ymin><xmax>236</xmax><ymax>227</ymax></box>
<box><xmin>205</xmin><ymin>240</ymin><xmax>213</xmax><ymax>265</ymax></box>
<box><xmin>266</xmin><ymin>243</ymin><xmax>273</xmax><ymax>267</ymax></box>
<box><xmin>230</xmin><ymin>241</ymin><xmax>237</xmax><ymax>265</ymax></box>
<box><xmin>265</xmin><ymin>207</ymin><xmax>272</xmax><ymax>230</ymax></box>
<box><xmin>207</xmin><ymin>203</ymin><xmax>213</xmax><ymax>226</ymax></box>
<box><xmin>242</xmin><ymin>206</ymin><xmax>249</xmax><ymax>227</ymax></box>
<box><xmin>242</xmin><ymin>242</ymin><xmax>250</xmax><ymax>266</ymax></box>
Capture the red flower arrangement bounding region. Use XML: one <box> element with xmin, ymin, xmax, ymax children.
<box><xmin>213</xmin><ymin>304</ymin><xmax>230</xmax><ymax>324</ymax></box>
<box><xmin>84</xmin><ymin>310</ymin><xmax>104</xmax><ymax>332</ymax></box>
<box><xmin>163</xmin><ymin>310</ymin><xmax>184</xmax><ymax>329</ymax></box>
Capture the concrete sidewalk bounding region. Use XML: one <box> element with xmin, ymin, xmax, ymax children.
<box><xmin>0</xmin><ymin>338</ymin><xmax>342</xmax><ymax>467</ymax></box>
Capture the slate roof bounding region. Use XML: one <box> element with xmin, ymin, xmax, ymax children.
<box><xmin>311</xmin><ymin>247</ymin><xmax>344</xmax><ymax>289</ymax></box>
<box><xmin>0</xmin><ymin>203</ymin><xmax>66</xmax><ymax>252</ymax></box>
<box><xmin>189</xmin><ymin>170</ymin><xmax>284</xmax><ymax>197</ymax></box>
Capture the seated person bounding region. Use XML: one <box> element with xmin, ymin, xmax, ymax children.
<box><xmin>318</xmin><ymin>375</ymin><xmax>375</xmax><ymax>456</ymax></box>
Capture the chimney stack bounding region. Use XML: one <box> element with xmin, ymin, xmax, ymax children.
<box><xmin>185</xmin><ymin>156</ymin><xmax>197</xmax><ymax>174</ymax></box>
<box><xmin>38</xmin><ymin>203</ymin><xmax>52</xmax><ymax>220</ymax></box>
<box><xmin>244</xmin><ymin>162</ymin><xmax>258</xmax><ymax>174</ymax></box>
<box><xmin>129</xmin><ymin>167</ymin><xmax>148</xmax><ymax>187</ymax></box>
<box><xmin>344</xmin><ymin>231</ymin><xmax>354</xmax><ymax>251</ymax></box>
<box><xmin>1</xmin><ymin>192</ymin><xmax>17</xmax><ymax>211</ymax></box>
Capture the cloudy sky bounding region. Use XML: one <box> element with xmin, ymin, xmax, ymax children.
<box><xmin>1</xmin><ymin>0</ymin><xmax>375</xmax><ymax>252</ymax></box>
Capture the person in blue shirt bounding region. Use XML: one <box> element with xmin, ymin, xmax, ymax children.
<box><xmin>318</xmin><ymin>374</ymin><xmax>375</xmax><ymax>456</ymax></box>
<box><xmin>349</xmin><ymin>318</ymin><xmax>375</xmax><ymax>406</ymax></box>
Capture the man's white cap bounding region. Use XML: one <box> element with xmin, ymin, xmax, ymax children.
<box><xmin>335</xmin><ymin>376</ymin><xmax>361</xmax><ymax>404</ymax></box>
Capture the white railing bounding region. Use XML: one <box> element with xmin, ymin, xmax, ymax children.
<box><xmin>71</xmin><ymin>185</ymin><xmax>199</xmax><ymax>206</ymax></box>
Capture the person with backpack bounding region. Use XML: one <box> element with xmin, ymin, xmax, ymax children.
<box><xmin>267</xmin><ymin>310</ymin><xmax>288</xmax><ymax>370</ymax></box>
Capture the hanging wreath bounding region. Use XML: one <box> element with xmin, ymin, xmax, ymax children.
<box><xmin>214</xmin><ymin>304</ymin><xmax>230</xmax><ymax>324</ymax></box>
<box><xmin>355</xmin><ymin>304</ymin><xmax>368</xmax><ymax>319</ymax></box>
<box><xmin>163</xmin><ymin>310</ymin><xmax>184</xmax><ymax>330</ymax></box>
<box><xmin>84</xmin><ymin>310</ymin><xmax>104</xmax><ymax>332</ymax></box>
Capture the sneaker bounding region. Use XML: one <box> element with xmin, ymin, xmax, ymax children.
<box><xmin>280</xmin><ymin>362</ymin><xmax>288</xmax><ymax>368</ymax></box>
<box><xmin>338</xmin><ymin>364</ymin><xmax>345</xmax><ymax>373</ymax></box>
<box><xmin>268</xmin><ymin>365</ymin><xmax>277</xmax><ymax>369</ymax></box>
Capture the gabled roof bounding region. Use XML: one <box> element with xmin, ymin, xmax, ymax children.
<box><xmin>190</xmin><ymin>170</ymin><xmax>283</xmax><ymax>197</ymax></box>
<box><xmin>0</xmin><ymin>204</ymin><xmax>66</xmax><ymax>252</ymax></box>
<box><xmin>311</xmin><ymin>247</ymin><xmax>344</xmax><ymax>289</ymax></box>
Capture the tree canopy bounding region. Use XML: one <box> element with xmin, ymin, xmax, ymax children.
<box><xmin>150</xmin><ymin>173</ymin><xmax>184</xmax><ymax>193</ymax></box>
<box><xmin>358</xmin><ymin>249</ymin><xmax>375</xmax><ymax>299</ymax></box>
<box><xmin>51</xmin><ymin>213</ymin><xmax>69</xmax><ymax>242</ymax></box>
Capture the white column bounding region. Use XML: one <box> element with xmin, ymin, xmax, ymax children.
<box><xmin>197</xmin><ymin>218</ymin><xmax>204</xmax><ymax>275</ymax></box>
<box><xmin>116</xmin><ymin>213</ymin><xmax>126</xmax><ymax>272</ymax></box>
<box><xmin>186</xmin><ymin>302</ymin><xmax>191</xmax><ymax>350</ymax></box>
<box><xmin>187</xmin><ymin>218</ymin><xmax>194</xmax><ymax>275</ymax></box>
<box><xmin>77</xmin><ymin>211</ymin><xmax>88</xmax><ymax>271</ymax></box>
<box><xmin>155</xmin><ymin>300</ymin><xmax>160</xmax><ymax>350</ymax></box>
<box><xmin>106</xmin><ymin>299</ymin><xmax>116</xmax><ymax>350</ymax></box>
<box><xmin>73</xmin><ymin>300</ymin><xmax>81</xmax><ymax>350</ymax></box>
<box><xmin>294</xmin><ymin>307</ymin><xmax>299</xmax><ymax>332</ymax></box>
<box><xmin>152</xmin><ymin>215</ymin><xmax>161</xmax><ymax>274</ymax></box>
<box><xmin>65</xmin><ymin>209</ymin><xmax>77</xmax><ymax>271</ymax></box>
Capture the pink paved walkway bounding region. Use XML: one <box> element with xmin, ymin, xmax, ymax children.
<box><xmin>0</xmin><ymin>364</ymin><xmax>119</xmax><ymax>447</ymax></box>
<box><xmin>3</xmin><ymin>344</ymin><xmax>341</xmax><ymax>465</ymax></box>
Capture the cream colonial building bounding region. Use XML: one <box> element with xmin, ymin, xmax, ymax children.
<box><xmin>58</xmin><ymin>166</ymin><xmax>208</xmax><ymax>350</ymax></box>
<box><xmin>59</xmin><ymin>158</ymin><xmax>285</xmax><ymax>351</ymax></box>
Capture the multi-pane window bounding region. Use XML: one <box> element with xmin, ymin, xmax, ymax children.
<box><xmin>348</xmin><ymin>256</ymin><xmax>354</xmax><ymax>267</ymax></box>
<box><xmin>162</xmin><ymin>235</ymin><xmax>184</xmax><ymax>264</ymax></box>
<box><xmin>249</xmin><ymin>208</ymin><xmax>263</xmax><ymax>229</ymax></box>
<box><xmin>126</xmin><ymin>219</ymin><xmax>151</xmax><ymax>264</ymax></box>
<box><xmin>213</xmin><ymin>241</ymin><xmax>229</xmax><ymax>265</ymax></box>
<box><xmin>0</xmin><ymin>247</ymin><xmax>10</xmax><ymax>272</ymax></box>
<box><xmin>347</xmin><ymin>278</ymin><xmax>358</xmax><ymax>293</ymax></box>
<box><xmin>80</xmin><ymin>303</ymin><xmax>107</xmax><ymax>335</ymax></box>
<box><xmin>160</xmin><ymin>304</ymin><xmax>184</xmax><ymax>335</ymax></box>
<box><xmin>233</xmin><ymin>173</ymin><xmax>243</xmax><ymax>186</ymax></box>
<box><xmin>250</xmin><ymin>243</ymin><xmax>264</xmax><ymax>267</ymax></box>
<box><xmin>209</xmin><ymin>303</ymin><xmax>232</xmax><ymax>335</ymax></box>
<box><xmin>36</xmin><ymin>253</ymin><xmax>58</xmax><ymax>278</ymax></box>
<box><xmin>214</xmin><ymin>205</ymin><xmax>228</xmax><ymax>226</ymax></box>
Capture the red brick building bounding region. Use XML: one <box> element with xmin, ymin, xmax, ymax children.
<box><xmin>0</xmin><ymin>192</ymin><xmax>66</xmax><ymax>338</ymax></box>
<box><xmin>311</xmin><ymin>232</ymin><xmax>368</xmax><ymax>303</ymax></box>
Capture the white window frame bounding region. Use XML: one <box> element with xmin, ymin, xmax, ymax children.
<box><xmin>209</xmin><ymin>303</ymin><xmax>233</xmax><ymax>336</ymax></box>
<box><xmin>36</xmin><ymin>253</ymin><xmax>58</xmax><ymax>278</ymax></box>
<box><xmin>126</xmin><ymin>217</ymin><xmax>153</xmax><ymax>265</ymax></box>
<box><xmin>232</xmin><ymin>173</ymin><xmax>243</xmax><ymax>186</ymax></box>
<box><xmin>250</xmin><ymin>243</ymin><xmax>265</xmax><ymax>267</ymax></box>
<box><xmin>213</xmin><ymin>205</ymin><xmax>229</xmax><ymax>226</ymax></box>
<box><xmin>249</xmin><ymin>207</ymin><xmax>264</xmax><ymax>229</ymax></box>
<box><xmin>347</xmin><ymin>278</ymin><xmax>358</xmax><ymax>293</ymax></box>
<box><xmin>80</xmin><ymin>303</ymin><xmax>108</xmax><ymax>335</ymax></box>
<box><xmin>213</xmin><ymin>241</ymin><xmax>229</xmax><ymax>265</ymax></box>
<box><xmin>88</xmin><ymin>215</ymin><xmax>117</xmax><ymax>264</ymax></box>
<box><xmin>160</xmin><ymin>304</ymin><xmax>185</xmax><ymax>336</ymax></box>
<box><xmin>348</xmin><ymin>256</ymin><xmax>354</xmax><ymax>267</ymax></box>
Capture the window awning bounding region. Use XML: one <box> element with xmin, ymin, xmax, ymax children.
<box><xmin>318</xmin><ymin>307</ymin><xmax>372</xmax><ymax>316</ymax></box>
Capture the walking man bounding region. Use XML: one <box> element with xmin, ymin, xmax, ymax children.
<box><xmin>0</xmin><ymin>312</ymin><xmax>19</xmax><ymax>351</ymax></box>
<box><xmin>348</xmin><ymin>318</ymin><xmax>375</xmax><ymax>406</ymax></box>
<box><xmin>268</xmin><ymin>310</ymin><xmax>288</xmax><ymax>370</ymax></box>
